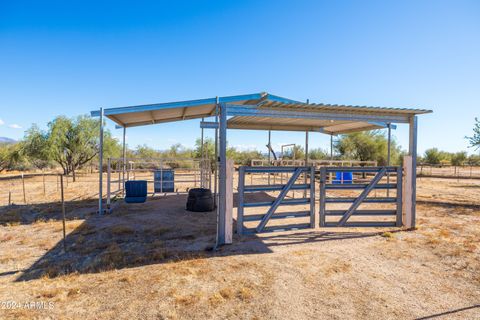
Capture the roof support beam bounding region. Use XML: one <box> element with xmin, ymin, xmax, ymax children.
<box><xmin>225</xmin><ymin>104</ymin><xmax>410</xmax><ymax>124</ymax></box>
<box><xmin>227</xmin><ymin>123</ymin><xmax>326</xmax><ymax>132</ymax></box>
<box><xmin>149</xmin><ymin>111</ymin><xmax>155</xmax><ymax>124</ymax></box>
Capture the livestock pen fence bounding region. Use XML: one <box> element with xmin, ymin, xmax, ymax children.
<box><xmin>104</xmin><ymin>157</ymin><xmax>212</xmax><ymax>207</ymax></box>
<box><xmin>237</xmin><ymin>160</ymin><xmax>404</xmax><ymax>234</ymax></box>
<box><xmin>250</xmin><ymin>159</ymin><xmax>378</xmax><ymax>167</ymax></box>
<box><xmin>417</xmin><ymin>164</ymin><xmax>480</xmax><ymax>178</ymax></box>
<box><xmin>0</xmin><ymin>171</ymin><xmax>105</xmax><ymax>207</ymax></box>
<box><xmin>0</xmin><ymin>158</ymin><xmax>211</xmax><ymax>208</ymax></box>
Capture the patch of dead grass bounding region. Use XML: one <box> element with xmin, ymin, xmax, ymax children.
<box><xmin>322</xmin><ymin>259</ymin><xmax>352</xmax><ymax>276</ymax></box>
<box><xmin>219</xmin><ymin>287</ymin><xmax>235</xmax><ymax>300</ymax></box>
<box><xmin>109</xmin><ymin>225</ymin><xmax>135</xmax><ymax>236</ymax></box>
<box><xmin>174</xmin><ymin>291</ymin><xmax>202</xmax><ymax>306</ymax></box>
<box><xmin>208</xmin><ymin>292</ymin><xmax>225</xmax><ymax>307</ymax></box>
<box><xmin>237</xmin><ymin>287</ymin><xmax>253</xmax><ymax>301</ymax></box>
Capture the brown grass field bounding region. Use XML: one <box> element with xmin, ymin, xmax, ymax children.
<box><xmin>0</xmin><ymin>173</ymin><xmax>479</xmax><ymax>319</ymax></box>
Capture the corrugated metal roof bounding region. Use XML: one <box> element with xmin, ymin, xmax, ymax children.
<box><xmin>90</xmin><ymin>92</ymin><xmax>432</xmax><ymax>133</ymax></box>
<box><xmin>226</xmin><ymin>99</ymin><xmax>431</xmax><ymax>134</ymax></box>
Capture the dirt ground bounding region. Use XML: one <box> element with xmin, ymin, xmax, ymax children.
<box><xmin>0</xmin><ymin>176</ymin><xmax>479</xmax><ymax>319</ymax></box>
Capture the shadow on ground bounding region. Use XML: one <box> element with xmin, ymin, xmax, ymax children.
<box><xmin>0</xmin><ymin>198</ymin><xmax>98</xmax><ymax>226</ymax></box>
<box><xmin>13</xmin><ymin>192</ymin><xmax>400</xmax><ymax>282</ymax></box>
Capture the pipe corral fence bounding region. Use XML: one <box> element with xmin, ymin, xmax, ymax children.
<box><xmin>105</xmin><ymin>157</ymin><xmax>211</xmax><ymax>209</ymax></box>
<box><xmin>92</xmin><ymin>92</ymin><xmax>432</xmax><ymax>245</ymax></box>
<box><xmin>236</xmin><ymin>162</ymin><xmax>406</xmax><ymax>234</ymax></box>
<box><xmin>250</xmin><ymin>159</ymin><xmax>378</xmax><ymax>167</ymax></box>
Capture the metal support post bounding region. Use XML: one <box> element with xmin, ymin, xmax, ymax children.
<box><xmin>122</xmin><ymin>126</ymin><xmax>126</xmax><ymax>197</ymax></box>
<box><xmin>98</xmin><ymin>107</ymin><xmax>104</xmax><ymax>214</ymax></box>
<box><xmin>107</xmin><ymin>157</ymin><xmax>111</xmax><ymax>209</ymax></box>
<box><xmin>408</xmin><ymin>116</ymin><xmax>418</xmax><ymax>228</ymax></box>
<box><xmin>217</xmin><ymin>102</ymin><xmax>227</xmax><ymax>245</ymax></box>
<box><xmin>214</xmin><ymin>97</ymin><xmax>219</xmax><ymax>207</ymax></box>
<box><xmin>387</xmin><ymin>123</ymin><xmax>391</xmax><ymax>197</ymax></box>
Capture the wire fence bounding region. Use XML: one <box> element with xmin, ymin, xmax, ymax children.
<box><xmin>0</xmin><ymin>171</ymin><xmax>103</xmax><ymax>207</ymax></box>
<box><xmin>2</xmin><ymin>163</ymin><xmax>479</xmax><ymax>208</ymax></box>
<box><xmin>417</xmin><ymin>164</ymin><xmax>480</xmax><ymax>179</ymax></box>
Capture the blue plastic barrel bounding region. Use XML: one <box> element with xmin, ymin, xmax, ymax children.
<box><xmin>154</xmin><ymin>169</ymin><xmax>174</xmax><ymax>192</ymax></box>
<box><xmin>125</xmin><ymin>180</ymin><xmax>147</xmax><ymax>203</ymax></box>
<box><xmin>333</xmin><ymin>171</ymin><xmax>353</xmax><ymax>184</ymax></box>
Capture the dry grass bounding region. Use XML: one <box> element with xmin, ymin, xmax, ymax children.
<box><xmin>109</xmin><ymin>225</ymin><xmax>135</xmax><ymax>235</ymax></box>
<box><xmin>0</xmin><ymin>176</ymin><xmax>479</xmax><ymax>319</ymax></box>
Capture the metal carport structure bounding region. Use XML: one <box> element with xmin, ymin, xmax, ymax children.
<box><xmin>91</xmin><ymin>92</ymin><xmax>431</xmax><ymax>246</ymax></box>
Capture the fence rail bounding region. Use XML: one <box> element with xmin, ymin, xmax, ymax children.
<box><xmin>251</xmin><ymin>159</ymin><xmax>377</xmax><ymax>167</ymax></box>
<box><xmin>417</xmin><ymin>164</ymin><xmax>480</xmax><ymax>178</ymax></box>
<box><xmin>237</xmin><ymin>166</ymin><xmax>315</xmax><ymax>234</ymax></box>
<box><xmin>319</xmin><ymin>166</ymin><xmax>402</xmax><ymax>228</ymax></box>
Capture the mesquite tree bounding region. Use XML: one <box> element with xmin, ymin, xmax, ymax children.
<box><xmin>23</xmin><ymin>115</ymin><xmax>120</xmax><ymax>181</ymax></box>
<box><xmin>466</xmin><ymin>117</ymin><xmax>480</xmax><ymax>151</ymax></box>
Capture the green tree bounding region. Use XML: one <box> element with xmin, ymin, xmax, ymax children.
<box><xmin>194</xmin><ymin>138</ymin><xmax>216</xmax><ymax>171</ymax></box>
<box><xmin>21</xmin><ymin>124</ymin><xmax>51</xmax><ymax>169</ymax></box>
<box><xmin>466</xmin><ymin>117</ymin><xmax>480</xmax><ymax>150</ymax></box>
<box><xmin>308</xmin><ymin>148</ymin><xmax>329</xmax><ymax>160</ymax></box>
<box><xmin>423</xmin><ymin>148</ymin><xmax>451</xmax><ymax>165</ymax></box>
<box><xmin>335</xmin><ymin>131</ymin><xmax>401</xmax><ymax>165</ymax></box>
<box><xmin>227</xmin><ymin>148</ymin><xmax>263</xmax><ymax>166</ymax></box>
<box><xmin>0</xmin><ymin>143</ymin><xmax>22</xmax><ymax>172</ymax></box>
<box><xmin>451</xmin><ymin>151</ymin><xmax>467</xmax><ymax>166</ymax></box>
<box><xmin>134</xmin><ymin>144</ymin><xmax>159</xmax><ymax>159</ymax></box>
<box><xmin>423</xmin><ymin>148</ymin><xmax>441</xmax><ymax>165</ymax></box>
<box><xmin>282</xmin><ymin>145</ymin><xmax>304</xmax><ymax>160</ymax></box>
<box><xmin>23</xmin><ymin>115</ymin><xmax>120</xmax><ymax>181</ymax></box>
<box><xmin>466</xmin><ymin>154</ymin><xmax>480</xmax><ymax>166</ymax></box>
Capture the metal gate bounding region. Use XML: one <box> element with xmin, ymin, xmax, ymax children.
<box><xmin>319</xmin><ymin>166</ymin><xmax>402</xmax><ymax>227</ymax></box>
<box><xmin>237</xmin><ymin>166</ymin><xmax>315</xmax><ymax>234</ymax></box>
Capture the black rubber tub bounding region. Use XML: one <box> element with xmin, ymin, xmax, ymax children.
<box><xmin>186</xmin><ymin>188</ymin><xmax>215</xmax><ymax>212</ymax></box>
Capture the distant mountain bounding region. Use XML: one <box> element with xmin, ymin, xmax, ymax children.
<box><xmin>0</xmin><ymin>137</ymin><xmax>17</xmax><ymax>144</ymax></box>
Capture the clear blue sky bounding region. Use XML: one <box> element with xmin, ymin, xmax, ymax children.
<box><xmin>1</xmin><ymin>0</ymin><xmax>479</xmax><ymax>155</ymax></box>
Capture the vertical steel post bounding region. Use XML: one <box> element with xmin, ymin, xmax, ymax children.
<box><xmin>408</xmin><ymin>116</ymin><xmax>418</xmax><ymax>228</ymax></box>
<box><xmin>201</xmin><ymin>117</ymin><xmax>204</xmax><ymax>157</ymax></box>
<box><xmin>330</xmin><ymin>135</ymin><xmax>334</xmax><ymax>160</ymax></box>
<box><xmin>214</xmin><ymin>97</ymin><xmax>219</xmax><ymax>208</ymax></box>
<box><xmin>305</xmin><ymin>131</ymin><xmax>309</xmax><ymax>165</ymax></box>
<box><xmin>330</xmin><ymin>134</ymin><xmax>334</xmax><ymax>183</ymax></box>
<box><xmin>107</xmin><ymin>157</ymin><xmax>111</xmax><ymax>209</ymax></box>
<box><xmin>268</xmin><ymin>130</ymin><xmax>271</xmax><ymax>185</ymax></box>
<box><xmin>319</xmin><ymin>167</ymin><xmax>327</xmax><ymax>227</ymax></box>
<box><xmin>387</xmin><ymin>123</ymin><xmax>391</xmax><ymax>197</ymax></box>
<box><xmin>268</xmin><ymin>130</ymin><xmax>272</xmax><ymax>163</ymax></box>
<box><xmin>237</xmin><ymin>166</ymin><xmax>246</xmax><ymax>235</ymax></box>
<box><xmin>396</xmin><ymin>166</ymin><xmax>403</xmax><ymax>227</ymax></box>
<box><xmin>304</xmin><ymin>130</ymin><xmax>309</xmax><ymax>197</ymax></box>
<box><xmin>160</xmin><ymin>160</ymin><xmax>163</xmax><ymax>193</ymax></box>
<box><xmin>122</xmin><ymin>126</ymin><xmax>126</xmax><ymax>197</ymax></box>
<box><xmin>217</xmin><ymin>102</ymin><xmax>227</xmax><ymax>246</ymax></box>
<box><xmin>200</xmin><ymin>117</ymin><xmax>204</xmax><ymax>187</ymax></box>
<box><xmin>309</xmin><ymin>166</ymin><xmax>315</xmax><ymax>228</ymax></box>
<box><xmin>98</xmin><ymin>107</ymin><xmax>104</xmax><ymax>214</ymax></box>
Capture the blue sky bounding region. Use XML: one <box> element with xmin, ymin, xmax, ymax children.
<box><xmin>1</xmin><ymin>0</ymin><xmax>479</xmax><ymax>154</ymax></box>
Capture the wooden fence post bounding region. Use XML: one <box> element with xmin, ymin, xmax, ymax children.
<box><xmin>42</xmin><ymin>171</ymin><xmax>46</xmax><ymax>196</ymax></box>
<box><xmin>60</xmin><ymin>175</ymin><xmax>67</xmax><ymax>252</ymax></box>
<box><xmin>21</xmin><ymin>173</ymin><xmax>26</xmax><ymax>204</ymax></box>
